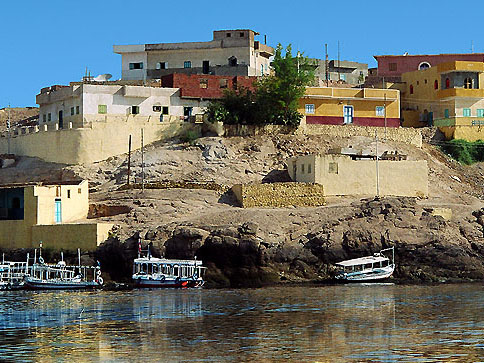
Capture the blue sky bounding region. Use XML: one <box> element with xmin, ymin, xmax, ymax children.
<box><xmin>1</xmin><ymin>0</ymin><xmax>482</xmax><ymax>107</ymax></box>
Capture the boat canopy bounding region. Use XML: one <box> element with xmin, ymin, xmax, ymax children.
<box><xmin>336</xmin><ymin>255</ymin><xmax>388</xmax><ymax>267</ymax></box>
<box><xmin>134</xmin><ymin>257</ymin><xmax>204</xmax><ymax>266</ymax></box>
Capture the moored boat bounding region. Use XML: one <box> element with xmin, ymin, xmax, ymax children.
<box><xmin>335</xmin><ymin>247</ymin><xmax>395</xmax><ymax>282</ymax></box>
<box><xmin>132</xmin><ymin>255</ymin><xmax>206</xmax><ymax>288</ymax></box>
<box><xmin>23</xmin><ymin>249</ymin><xmax>103</xmax><ymax>290</ymax></box>
<box><xmin>0</xmin><ymin>254</ymin><xmax>30</xmax><ymax>290</ymax></box>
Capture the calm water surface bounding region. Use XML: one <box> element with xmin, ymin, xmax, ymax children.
<box><xmin>0</xmin><ymin>284</ymin><xmax>483</xmax><ymax>362</ymax></box>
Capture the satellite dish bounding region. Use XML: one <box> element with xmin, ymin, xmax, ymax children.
<box><xmin>94</xmin><ymin>73</ymin><xmax>113</xmax><ymax>81</ymax></box>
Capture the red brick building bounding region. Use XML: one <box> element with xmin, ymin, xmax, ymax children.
<box><xmin>161</xmin><ymin>73</ymin><xmax>256</xmax><ymax>99</ymax></box>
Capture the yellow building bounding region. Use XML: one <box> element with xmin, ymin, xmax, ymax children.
<box><xmin>401</xmin><ymin>61</ymin><xmax>484</xmax><ymax>140</ymax></box>
<box><xmin>299</xmin><ymin>87</ymin><xmax>400</xmax><ymax>127</ymax></box>
<box><xmin>286</xmin><ymin>153</ymin><xmax>428</xmax><ymax>198</ymax></box>
<box><xmin>0</xmin><ymin>181</ymin><xmax>113</xmax><ymax>251</ymax></box>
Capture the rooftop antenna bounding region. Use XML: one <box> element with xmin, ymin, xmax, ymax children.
<box><xmin>264</xmin><ymin>34</ymin><xmax>267</xmax><ymax>45</ymax></box>
<box><xmin>7</xmin><ymin>103</ymin><xmax>11</xmax><ymax>154</ymax></box>
<box><xmin>325</xmin><ymin>43</ymin><xmax>329</xmax><ymax>86</ymax></box>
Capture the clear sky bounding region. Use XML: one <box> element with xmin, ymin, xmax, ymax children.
<box><xmin>1</xmin><ymin>0</ymin><xmax>482</xmax><ymax>107</ymax></box>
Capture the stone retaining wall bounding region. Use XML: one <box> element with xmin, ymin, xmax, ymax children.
<box><xmin>232</xmin><ymin>183</ymin><xmax>325</xmax><ymax>208</ymax></box>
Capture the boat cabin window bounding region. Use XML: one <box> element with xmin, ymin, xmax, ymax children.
<box><xmin>364</xmin><ymin>263</ymin><xmax>373</xmax><ymax>270</ymax></box>
<box><xmin>173</xmin><ymin>266</ymin><xmax>179</xmax><ymax>277</ymax></box>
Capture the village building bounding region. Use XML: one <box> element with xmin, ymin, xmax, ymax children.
<box><xmin>113</xmin><ymin>29</ymin><xmax>274</xmax><ymax>80</ymax></box>
<box><xmin>300</xmin><ymin>87</ymin><xmax>400</xmax><ymax>127</ymax></box>
<box><xmin>286</xmin><ymin>150</ymin><xmax>428</xmax><ymax>198</ymax></box>
<box><xmin>0</xmin><ymin>180</ymin><xmax>113</xmax><ymax>251</ymax></box>
<box><xmin>401</xmin><ymin>60</ymin><xmax>484</xmax><ymax>140</ymax></box>
<box><xmin>309</xmin><ymin>59</ymin><xmax>368</xmax><ymax>85</ymax></box>
<box><xmin>366</xmin><ymin>52</ymin><xmax>484</xmax><ymax>87</ymax></box>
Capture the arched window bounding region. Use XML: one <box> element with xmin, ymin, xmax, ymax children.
<box><xmin>418</xmin><ymin>62</ymin><xmax>431</xmax><ymax>70</ymax></box>
<box><xmin>228</xmin><ymin>56</ymin><xmax>237</xmax><ymax>67</ymax></box>
<box><xmin>434</xmin><ymin>80</ymin><xmax>438</xmax><ymax>90</ymax></box>
<box><xmin>445</xmin><ymin>78</ymin><xmax>450</xmax><ymax>89</ymax></box>
<box><xmin>410</xmin><ymin>85</ymin><xmax>414</xmax><ymax>94</ymax></box>
<box><xmin>464</xmin><ymin>77</ymin><xmax>473</xmax><ymax>89</ymax></box>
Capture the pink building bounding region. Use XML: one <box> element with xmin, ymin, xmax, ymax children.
<box><xmin>375</xmin><ymin>53</ymin><xmax>484</xmax><ymax>78</ymax></box>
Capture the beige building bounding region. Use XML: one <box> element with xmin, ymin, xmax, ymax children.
<box><xmin>286</xmin><ymin>153</ymin><xmax>428</xmax><ymax>197</ymax></box>
<box><xmin>114</xmin><ymin>29</ymin><xmax>274</xmax><ymax>80</ymax></box>
<box><xmin>0</xmin><ymin>180</ymin><xmax>113</xmax><ymax>251</ymax></box>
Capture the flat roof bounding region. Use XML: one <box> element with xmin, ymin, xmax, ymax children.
<box><xmin>0</xmin><ymin>180</ymin><xmax>85</xmax><ymax>189</ymax></box>
<box><xmin>374</xmin><ymin>52</ymin><xmax>484</xmax><ymax>59</ymax></box>
<box><xmin>134</xmin><ymin>257</ymin><xmax>204</xmax><ymax>265</ymax></box>
<box><xmin>336</xmin><ymin>255</ymin><xmax>389</xmax><ymax>267</ymax></box>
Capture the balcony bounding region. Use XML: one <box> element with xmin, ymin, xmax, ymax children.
<box><xmin>437</xmin><ymin>88</ymin><xmax>484</xmax><ymax>99</ymax></box>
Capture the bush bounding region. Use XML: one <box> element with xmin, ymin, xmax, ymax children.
<box><xmin>441</xmin><ymin>139</ymin><xmax>484</xmax><ymax>165</ymax></box>
<box><xmin>181</xmin><ymin>129</ymin><xmax>199</xmax><ymax>145</ymax></box>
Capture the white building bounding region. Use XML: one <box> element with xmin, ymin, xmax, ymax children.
<box><xmin>113</xmin><ymin>29</ymin><xmax>274</xmax><ymax>81</ymax></box>
<box><xmin>36</xmin><ymin>82</ymin><xmax>207</xmax><ymax>129</ymax></box>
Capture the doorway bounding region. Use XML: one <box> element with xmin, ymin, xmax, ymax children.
<box><xmin>183</xmin><ymin>107</ymin><xmax>193</xmax><ymax>121</ymax></box>
<box><xmin>58</xmin><ymin>110</ymin><xmax>64</xmax><ymax>129</ymax></box>
<box><xmin>55</xmin><ymin>199</ymin><xmax>62</xmax><ymax>223</ymax></box>
<box><xmin>202</xmin><ymin>61</ymin><xmax>209</xmax><ymax>74</ymax></box>
<box><xmin>343</xmin><ymin>105</ymin><xmax>353</xmax><ymax>124</ymax></box>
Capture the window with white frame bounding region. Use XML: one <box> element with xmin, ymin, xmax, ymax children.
<box><xmin>376</xmin><ymin>106</ymin><xmax>385</xmax><ymax>116</ymax></box>
<box><xmin>305</xmin><ymin>104</ymin><xmax>315</xmax><ymax>114</ymax></box>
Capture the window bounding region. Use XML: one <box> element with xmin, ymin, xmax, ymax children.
<box><xmin>445</xmin><ymin>78</ymin><xmax>450</xmax><ymax>89</ymax></box>
<box><xmin>43</xmin><ymin>114</ymin><xmax>46</xmax><ymax>123</ymax></box>
<box><xmin>434</xmin><ymin>80</ymin><xmax>438</xmax><ymax>90</ymax></box>
<box><xmin>220</xmin><ymin>79</ymin><xmax>228</xmax><ymax>89</ymax></box>
<box><xmin>478</xmin><ymin>109</ymin><xmax>484</xmax><ymax>118</ymax></box>
<box><xmin>417</xmin><ymin>81</ymin><xmax>419</xmax><ymax>85</ymax></box>
<box><xmin>184</xmin><ymin>61</ymin><xmax>191</xmax><ymax>68</ymax></box>
<box><xmin>67</xmin><ymin>190</ymin><xmax>71</xmax><ymax>199</ymax></box>
<box><xmin>329</xmin><ymin>162</ymin><xmax>339</xmax><ymax>174</ymax></box>
<box><xmin>444</xmin><ymin>109</ymin><xmax>449</xmax><ymax>118</ymax></box>
<box><xmin>389</xmin><ymin>63</ymin><xmax>397</xmax><ymax>71</ymax></box>
<box><xmin>129</xmin><ymin>62</ymin><xmax>143</xmax><ymax>70</ymax></box>
<box><xmin>464</xmin><ymin>78</ymin><xmax>473</xmax><ymax>89</ymax></box>
<box><xmin>240</xmin><ymin>32</ymin><xmax>244</xmax><ymax>37</ymax></box>
<box><xmin>410</xmin><ymin>85</ymin><xmax>414</xmax><ymax>94</ymax></box>
<box><xmin>98</xmin><ymin>104</ymin><xmax>107</xmax><ymax>114</ymax></box>
<box><xmin>56</xmin><ymin>186</ymin><xmax>61</xmax><ymax>197</ymax></box>
<box><xmin>131</xmin><ymin>106</ymin><xmax>140</xmax><ymax>115</ymax></box>
<box><xmin>307</xmin><ymin>164</ymin><xmax>312</xmax><ymax>174</ymax></box>
<box><xmin>76</xmin><ymin>106</ymin><xmax>80</xmax><ymax>114</ymax></box>
<box><xmin>340</xmin><ymin>74</ymin><xmax>346</xmax><ymax>81</ymax></box>
<box><xmin>70</xmin><ymin>107</ymin><xmax>74</xmax><ymax>116</ymax></box>
<box><xmin>226</xmin><ymin>33</ymin><xmax>231</xmax><ymax>37</ymax></box>
<box><xmin>162</xmin><ymin>106</ymin><xmax>169</xmax><ymax>115</ymax></box>
<box><xmin>305</xmin><ymin>104</ymin><xmax>315</xmax><ymax>114</ymax></box>
<box><xmin>153</xmin><ymin>105</ymin><xmax>162</xmax><ymax>112</ymax></box>
<box><xmin>419</xmin><ymin>62</ymin><xmax>431</xmax><ymax>70</ymax></box>
<box><xmin>48</xmin><ymin>113</ymin><xmax>52</xmax><ymax>122</ymax></box>
<box><xmin>424</xmin><ymin>79</ymin><xmax>427</xmax><ymax>84</ymax></box>
<box><xmin>200</xmin><ymin>79</ymin><xmax>208</xmax><ymax>89</ymax></box>
<box><xmin>301</xmin><ymin>164</ymin><xmax>305</xmax><ymax>174</ymax></box>
<box><xmin>78</xmin><ymin>188</ymin><xmax>82</xmax><ymax>194</ymax></box>
<box><xmin>376</xmin><ymin>106</ymin><xmax>385</xmax><ymax>116</ymax></box>
<box><xmin>463</xmin><ymin>108</ymin><xmax>471</xmax><ymax>117</ymax></box>
<box><xmin>156</xmin><ymin>62</ymin><xmax>167</xmax><ymax>70</ymax></box>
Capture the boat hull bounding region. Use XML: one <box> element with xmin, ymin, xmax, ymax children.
<box><xmin>133</xmin><ymin>277</ymin><xmax>204</xmax><ymax>288</ymax></box>
<box><xmin>335</xmin><ymin>266</ymin><xmax>394</xmax><ymax>282</ymax></box>
<box><xmin>24</xmin><ymin>278</ymin><xmax>101</xmax><ymax>290</ymax></box>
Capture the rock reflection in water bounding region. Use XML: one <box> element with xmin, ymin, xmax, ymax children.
<box><xmin>0</xmin><ymin>285</ymin><xmax>483</xmax><ymax>362</ymax></box>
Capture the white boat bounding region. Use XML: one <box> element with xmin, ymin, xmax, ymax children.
<box><xmin>335</xmin><ymin>247</ymin><xmax>395</xmax><ymax>282</ymax></box>
<box><xmin>133</xmin><ymin>255</ymin><xmax>206</xmax><ymax>288</ymax></box>
<box><xmin>0</xmin><ymin>254</ymin><xmax>30</xmax><ymax>290</ymax></box>
<box><xmin>24</xmin><ymin>250</ymin><xmax>103</xmax><ymax>290</ymax></box>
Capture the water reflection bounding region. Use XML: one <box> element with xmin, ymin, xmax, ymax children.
<box><xmin>0</xmin><ymin>285</ymin><xmax>483</xmax><ymax>362</ymax></box>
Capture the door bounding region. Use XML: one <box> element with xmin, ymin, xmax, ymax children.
<box><xmin>202</xmin><ymin>61</ymin><xmax>209</xmax><ymax>74</ymax></box>
<box><xmin>58</xmin><ymin>110</ymin><xmax>64</xmax><ymax>129</ymax></box>
<box><xmin>54</xmin><ymin>199</ymin><xmax>62</xmax><ymax>223</ymax></box>
<box><xmin>183</xmin><ymin>107</ymin><xmax>193</xmax><ymax>121</ymax></box>
<box><xmin>343</xmin><ymin>105</ymin><xmax>353</xmax><ymax>124</ymax></box>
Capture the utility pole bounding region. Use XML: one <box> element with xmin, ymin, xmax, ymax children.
<box><xmin>127</xmin><ymin>135</ymin><xmax>132</xmax><ymax>186</ymax></box>
<box><xmin>338</xmin><ymin>40</ymin><xmax>340</xmax><ymax>81</ymax></box>
<box><xmin>141</xmin><ymin>129</ymin><xmax>144</xmax><ymax>193</ymax></box>
<box><xmin>384</xmin><ymin>93</ymin><xmax>387</xmax><ymax>141</ymax></box>
<box><xmin>325</xmin><ymin>44</ymin><xmax>329</xmax><ymax>86</ymax></box>
<box><xmin>7</xmin><ymin>103</ymin><xmax>11</xmax><ymax>154</ymax></box>
<box><xmin>297</xmin><ymin>51</ymin><xmax>300</xmax><ymax>74</ymax></box>
<box><xmin>375</xmin><ymin>132</ymin><xmax>380</xmax><ymax>197</ymax></box>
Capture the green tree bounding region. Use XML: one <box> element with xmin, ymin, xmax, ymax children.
<box><xmin>206</xmin><ymin>43</ymin><xmax>315</xmax><ymax>127</ymax></box>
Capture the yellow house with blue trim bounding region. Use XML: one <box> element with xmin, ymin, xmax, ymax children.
<box><xmin>401</xmin><ymin>61</ymin><xmax>484</xmax><ymax>140</ymax></box>
<box><xmin>0</xmin><ymin>180</ymin><xmax>113</xmax><ymax>251</ymax></box>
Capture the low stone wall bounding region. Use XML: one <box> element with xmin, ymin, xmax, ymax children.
<box><xmin>303</xmin><ymin>124</ymin><xmax>422</xmax><ymax>147</ymax></box>
<box><xmin>232</xmin><ymin>183</ymin><xmax>325</xmax><ymax>208</ymax></box>
<box><xmin>223</xmin><ymin>124</ymin><xmax>301</xmax><ymax>137</ymax></box>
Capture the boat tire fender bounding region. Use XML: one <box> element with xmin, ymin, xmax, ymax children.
<box><xmin>97</xmin><ymin>270</ymin><xmax>102</xmax><ymax>277</ymax></box>
<box><xmin>39</xmin><ymin>257</ymin><xmax>44</xmax><ymax>264</ymax></box>
<box><xmin>97</xmin><ymin>277</ymin><xmax>104</xmax><ymax>285</ymax></box>
<box><xmin>160</xmin><ymin>275</ymin><xmax>165</xmax><ymax>282</ymax></box>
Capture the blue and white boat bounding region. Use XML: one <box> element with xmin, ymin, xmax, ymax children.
<box><xmin>335</xmin><ymin>247</ymin><xmax>395</xmax><ymax>282</ymax></box>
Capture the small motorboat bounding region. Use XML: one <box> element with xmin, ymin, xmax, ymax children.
<box><xmin>335</xmin><ymin>247</ymin><xmax>395</xmax><ymax>282</ymax></box>
<box><xmin>0</xmin><ymin>254</ymin><xmax>30</xmax><ymax>290</ymax></box>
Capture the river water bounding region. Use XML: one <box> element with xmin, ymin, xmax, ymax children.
<box><xmin>0</xmin><ymin>284</ymin><xmax>483</xmax><ymax>362</ymax></box>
